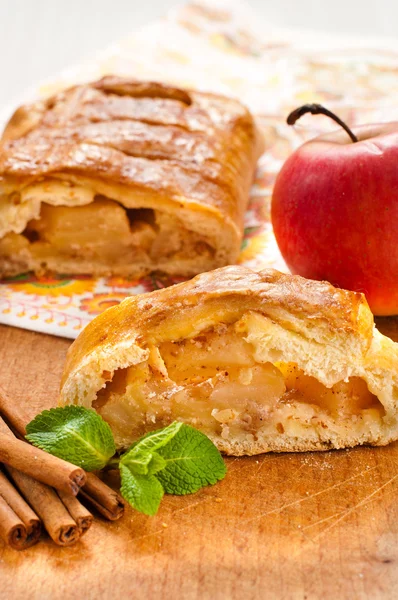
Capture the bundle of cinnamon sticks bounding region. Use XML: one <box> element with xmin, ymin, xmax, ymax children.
<box><xmin>0</xmin><ymin>386</ymin><xmax>125</xmax><ymax>550</ymax></box>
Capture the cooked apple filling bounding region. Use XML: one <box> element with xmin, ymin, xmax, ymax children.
<box><xmin>93</xmin><ymin>319</ymin><xmax>385</xmax><ymax>452</ymax></box>
<box><xmin>0</xmin><ymin>182</ymin><xmax>216</xmax><ymax>278</ymax></box>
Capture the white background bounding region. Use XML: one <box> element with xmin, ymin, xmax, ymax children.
<box><xmin>0</xmin><ymin>0</ymin><xmax>396</xmax><ymax>108</ymax></box>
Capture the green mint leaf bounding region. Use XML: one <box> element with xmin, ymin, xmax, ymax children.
<box><xmin>120</xmin><ymin>450</ymin><xmax>166</xmax><ymax>476</ymax></box>
<box><xmin>118</xmin><ymin>422</ymin><xmax>226</xmax><ymax>515</ymax></box>
<box><xmin>147</xmin><ymin>452</ymin><xmax>167</xmax><ymax>475</ymax></box>
<box><xmin>120</xmin><ymin>421</ymin><xmax>182</xmax><ymax>477</ymax></box>
<box><xmin>155</xmin><ymin>424</ymin><xmax>227</xmax><ymax>495</ymax></box>
<box><xmin>119</xmin><ymin>464</ymin><xmax>164</xmax><ymax>516</ymax></box>
<box><xmin>127</xmin><ymin>421</ymin><xmax>183</xmax><ymax>454</ymax></box>
<box><xmin>120</xmin><ymin>450</ymin><xmax>153</xmax><ymax>475</ymax></box>
<box><xmin>26</xmin><ymin>406</ymin><xmax>116</xmax><ymax>471</ymax></box>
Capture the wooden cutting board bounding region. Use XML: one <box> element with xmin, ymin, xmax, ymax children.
<box><xmin>0</xmin><ymin>321</ymin><xmax>397</xmax><ymax>600</ymax></box>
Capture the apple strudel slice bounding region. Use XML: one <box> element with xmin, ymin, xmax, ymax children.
<box><xmin>0</xmin><ymin>77</ymin><xmax>263</xmax><ymax>279</ymax></box>
<box><xmin>60</xmin><ymin>266</ymin><xmax>398</xmax><ymax>455</ymax></box>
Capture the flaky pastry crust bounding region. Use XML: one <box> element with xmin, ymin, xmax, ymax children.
<box><xmin>0</xmin><ymin>77</ymin><xmax>263</xmax><ymax>278</ymax></box>
<box><xmin>60</xmin><ymin>266</ymin><xmax>398</xmax><ymax>455</ymax></box>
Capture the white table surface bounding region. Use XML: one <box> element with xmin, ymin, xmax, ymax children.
<box><xmin>0</xmin><ymin>0</ymin><xmax>396</xmax><ymax>110</ymax></box>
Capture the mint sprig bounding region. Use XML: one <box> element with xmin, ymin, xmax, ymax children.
<box><xmin>118</xmin><ymin>422</ymin><xmax>226</xmax><ymax>514</ymax></box>
<box><xmin>26</xmin><ymin>408</ymin><xmax>226</xmax><ymax>516</ymax></box>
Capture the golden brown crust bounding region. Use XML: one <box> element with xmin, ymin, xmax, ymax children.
<box><xmin>0</xmin><ymin>77</ymin><xmax>263</xmax><ymax>278</ymax></box>
<box><xmin>61</xmin><ymin>266</ymin><xmax>373</xmax><ymax>383</ymax></box>
<box><xmin>0</xmin><ymin>77</ymin><xmax>262</xmax><ymax>225</ymax></box>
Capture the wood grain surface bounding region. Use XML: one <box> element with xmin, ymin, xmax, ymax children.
<box><xmin>0</xmin><ymin>321</ymin><xmax>397</xmax><ymax>600</ymax></box>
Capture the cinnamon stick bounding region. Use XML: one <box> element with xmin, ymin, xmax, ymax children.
<box><xmin>0</xmin><ymin>495</ymin><xmax>30</xmax><ymax>550</ymax></box>
<box><xmin>0</xmin><ymin>469</ymin><xmax>41</xmax><ymax>548</ymax></box>
<box><xmin>57</xmin><ymin>490</ymin><xmax>93</xmax><ymax>535</ymax></box>
<box><xmin>0</xmin><ymin>426</ymin><xmax>86</xmax><ymax>495</ymax></box>
<box><xmin>0</xmin><ymin>385</ymin><xmax>28</xmax><ymax>437</ymax></box>
<box><xmin>0</xmin><ymin>405</ymin><xmax>81</xmax><ymax>546</ymax></box>
<box><xmin>6</xmin><ymin>466</ymin><xmax>80</xmax><ymax>546</ymax></box>
<box><xmin>80</xmin><ymin>472</ymin><xmax>125</xmax><ymax>521</ymax></box>
<box><xmin>0</xmin><ymin>387</ymin><xmax>124</xmax><ymax>522</ymax></box>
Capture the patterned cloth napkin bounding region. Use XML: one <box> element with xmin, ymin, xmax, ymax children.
<box><xmin>0</xmin><ymin>0</ymin><xmax>397</xmax><ymax>338</ymax></box>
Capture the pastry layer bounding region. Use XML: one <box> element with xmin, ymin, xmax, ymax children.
<box><xmin>0</xmin><ymin>77</ymin><xmax>263</xmax><ymax>278</ymax></box>
<box><xmin>60</xmin><ymin>266</ymin><xmax>398</xmax><ymax>455</ymax></box>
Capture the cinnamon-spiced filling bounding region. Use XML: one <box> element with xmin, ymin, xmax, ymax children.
<box><xmin>92</xmin><ymin>316</ymin><xmax>385</xmax><ymax>449</ymax></box>
<box><xmin>0</xmin><ymin>186</ymin><xmax>215</xmax><ymax>276</ymax></box>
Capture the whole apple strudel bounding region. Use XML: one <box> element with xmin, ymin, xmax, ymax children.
<box><xmin>60</xmin><ymin>266</ymin><xmax>398</xmax><ymax>455</ymax></box>
<box><xmin>0</xmin><ymin>77</ymin><xmax>263</xmax><ymax>278</ymax></box>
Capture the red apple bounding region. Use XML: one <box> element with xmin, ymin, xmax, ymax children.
<box><xmin>271</xmin><ymin>106</ymin><xmax>398</xmax><ymax>316</ymax></box>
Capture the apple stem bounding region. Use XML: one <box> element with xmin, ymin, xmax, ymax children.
<box><xmin>286</xmin><ymin>104</ymin><xmax>358</xmax><ymax>143</ymax></box>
